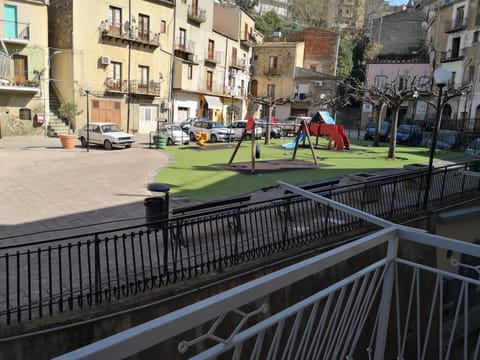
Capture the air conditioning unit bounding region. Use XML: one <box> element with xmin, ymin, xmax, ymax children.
<box><xmin>229</xmin><ymin>68</ymin><xmax>237</xmax><ymax>76</ymax></box>
<box><xmin>162</xmin><ymin>101</ymin><xmax>171</xmax><ymax>110</ymax></box>
<box><xmin>314</xmin><ymin>81</ymin><xmax>323</xmax><ymax>87</ymax></box>
<box><xmin>100</xmin><ymin>56</ymin><xmax>111</xmax><ymax>65</ymax></box>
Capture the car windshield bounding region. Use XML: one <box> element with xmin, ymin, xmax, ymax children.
<box><xmin>210</xmin><ymin>122</ymin><xmax>226</xmax><ymax>128</ymax></box>
<box><xmin>101</xmin><ymin>124</ymin><xmax>122</xmax><ymax>133</ymax></box>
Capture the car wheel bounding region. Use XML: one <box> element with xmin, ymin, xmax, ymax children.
<box><xmin>189</xmin><ymin>132</ymin><xmax>196</xmax><ymax>141</ymax></box>
<box><xmin>245</xmin><ymin>134</ymin><xmax>251</xmax><ymax>141</ymax></box>
<box><xmin>364</xmin><ymin>134</ymin><xmax>369</xmax><ymax>140</ymax></box>
<box><xmin>184</xmin><ymin>141</ymin><xmax>190</xmax><ymax>145</ymax></box>
<box><xmin>167</xmin><ymin>138</ymin><xmax>174</xmax><ymax>145</ymax></box>
<box><xmin>80</xmin><ymin>137</ymin><xmax>87</xmax><ymax>148</ymax></box>
<box><xmin>125</xmin><ymin>144</ymin><xmax>132</xmax><ymax>148</ymax></box>
<box><xmin>104</xmin><ymin>140</ymin><xmax>113</xmax><ymax>150</ymax></box>
<box><xmin>210</xmin><ymin>134</ymin><xmax>218</xmax><ymax>143</ymax></box>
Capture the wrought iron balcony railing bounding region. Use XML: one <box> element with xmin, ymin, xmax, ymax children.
<box><xmin>105</xmin><ymin>78</ymin><xmax>160</xmax><ymax>96</ymax></box>
<box><xmin>440</xmin><ymin>48</ymin><xmax>465</xmax><ymax>63</ymax></box>
<box><xmin>99</xmin><ymin>21</ymin><xmax>160</xmax><ymax>48</ymax></box>
<box><xmin>0</xmin><ymin>20</ymin><xmax>30</xmax><ymax>42</ymax></box>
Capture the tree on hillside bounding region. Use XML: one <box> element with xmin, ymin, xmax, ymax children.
<box><xmin>337</xmin><ymin>38</ymin><xmax>354</xmax><ymax>79</ymax></box>
<box><xmin>253</xmin><ymin>11</ymin><xmax>299</xmax><ymax>39</ymax></box>
<box><xmin>288</xmin><ymin>0</ymin><xmax>328</xmax><ymax>28</ymax></box>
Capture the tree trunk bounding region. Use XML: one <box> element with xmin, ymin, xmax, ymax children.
<box><xmin>388</xmin><ymin>106</ymin><xmax>400</xmax><ymax>159</ymax></box>
<box><xmin>264</xmin><ymin>104</ymin><xmax>273</xmax><ymax>145</ymax></box>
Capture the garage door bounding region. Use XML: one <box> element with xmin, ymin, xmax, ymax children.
<box><xmin>92</xmin><ymin>99</ymin><xmax>121</xmax><ymax>127</ymax></box>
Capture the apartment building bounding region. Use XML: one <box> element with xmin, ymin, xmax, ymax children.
<box><xmin>326</xmin><ymin>0</ymin><xmax>367</xmax><ymax>37</ymax></box>
<box><xmin>171</xmin><ymin>1</ymin><xmax>258</xmax><ymax>124</ymax></box>
<box><xmin>430</xmin><ymin>0</ymin><xmax>480</xmax><ymax>130</ymax></box>
<box><xmin>213</xmin><ymin>3</ymin><xmax>260</xmax><ymax>122</ymax></box>
<box><xmin>48</xmin><ymin>0</ymin><xmax>174</xmax><ymax>134</ymax></box>
<box><xmin>0</xmin><ymin>0</ymin><xmax>48</xmax><ymax>137</ymax></box>
<box><xmin>360</xmin><ymin>5</ymin><xmax>432</xmax><ymax>127</ymax></box>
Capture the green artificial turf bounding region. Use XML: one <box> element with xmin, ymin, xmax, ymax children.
<box><xmin>154</xmin><ymin>137</ymin><xmax>465</xmax><ymax>202</ymax></box>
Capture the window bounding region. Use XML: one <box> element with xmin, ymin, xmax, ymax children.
<box><xmin>160</xmin><ymin>20</ymin><xmax>166</xmax><ymax>34</ymax></box>
<box><xmin>455</xmin><ymin>6</ymin><xmax>465</xmax><ymax>27</ymax></box>
<box><xmin>109</xmin><ymin>6</ymin><xmax>122</xmax><ymax>35</ymax></box>
<box><xmin>269</xmin><ymin>56</ymin><xmax>278</xmax><ymax>69</ymax></box>
<box><xmin>206</xmin><ymin>71</ymin><xmax>213</xmax><ymax>91</ymax></box>
<box><xmin>138</xmin><ymin>65</ymin><xmax>149</xmax><ymax>88</ymax></box>
<box><xmin>473</xmin><ymin>31</ymin><xmax>479</xmax><ymax>43</ymax></box>
<box><xmin>451</xmin><ymin>37</ymin><xmax>461</xmax><ymax>58</ymax></box>
<box><xmin>138</xmin><ymin>14</ymin><xmax>150</xmax><ymax>41</ymax></box>
<box><xmin>187</xmin><ymin>65</ymin><xmax>193</xmax><ymax>80</ymax></box>
<box><xmin>19</xmin><ymin>108</ymin><xmax>31</xmax><ymax>120</ymax></box>
<box><xmin>466</xmin><ymin>65</ymin><xmax>475</xmax><ymax>84</ymax></box>
<box><xmin>267</xmin><ymin>84</ymin><xmax>275</xmax><ymax>99</ymax></box>
<box><xmin>374</xmin><ymin>75</ymin><xmax>387</xmax><ymax>88</ymax></box>
<box><xmin>179</xmin><ymin>28</ymin><xmax>186</xmax><ymax>49</ymax></box>
<box><xmin>108</xmin><ymin>62</ymin><xmax>122</xmax><ymax>90</ymax></box>
<box><xmin>208</xmin><ymin>40</ymin><xmax>214</xmax><ymax>60</ymax></box>
<box><xmin>450</xmin><ymin>71</ymin><xmax>456</xmax><ymax>88</ymax></box>
<box><xmin>397</xmin><ymin>75</ymin><xmax>407</xmax><ymax>90</ymax></box>
<box><xmin>232</xmin><ymin>47</ymin><xmax>238</xmax><ymax>66</ymax></box>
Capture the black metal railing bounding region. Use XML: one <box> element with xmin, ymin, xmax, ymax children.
<box><xmin>1</xmin><ymin>160</ymin><xmax>480</xmax><ymax>326</ymax></box>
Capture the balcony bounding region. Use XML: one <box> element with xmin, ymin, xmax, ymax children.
<box><xmin>0</xmin><ymin>79</ymin><xmax>39</xmax><ymax>93</ymax></box>
<box><xmin>187</xmin><ymin>5</ymin><xmax>206</xmax><ymax>24</ymax></box>
<box><xmin>263</xmin><ymin>65</ymin><xmax>282</xmax><ymax>75</ymax></box>
<box><xmin>240</xmin><ymin>32</ymin><xmax>259</xmax><ymax>47</ymax></box>
<box><xmin>440</xmin><ymin>48</ymin><xmax>465</xmax><ymax>63</ymax></box>
<box><xmin>99</xmin><ymin>21</ymin><xmax>160</xmax><ymax>48</ymax></box>
<box><xmin>0</xmin><ymin>20</ymin><xmax>29</xmax><ymax>45</ymax></box>
<box><xmin>445</xmin><ymin>17</ymin><xmax>467</xmax><ymax>33</ymax></box>
<box><xmin>230</xmin><ymin>57</ymin><xmax>246</xmax><ymax>71</ymax></box>
<box><xmin>56</xmin><ymin>179</ymin><xmax>480</xmax><ymax>359</ymax></box>
<box><xmin>174</xmin><ymin>38</ymin><xmax>195</xmax><ymax>59</ymax></box>
<box><xmin>104</xmin><ymin>79</ymin><xmax>160</xmax><ymax>96</ymax></box>
<box><xmin>198</xmin><ymin>79</ymin><xmax>223</xmax><ymax>94</ymax></box>
<box><xmin>204</xmin><ymin>50</ymin><xmax>222</xmax><ymax>65</ymax></box>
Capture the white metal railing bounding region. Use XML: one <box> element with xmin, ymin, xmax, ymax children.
<box><xmin>54</xmin><ymin>182</ymin><xmax>480</xmax><ymax>360</ymax></box>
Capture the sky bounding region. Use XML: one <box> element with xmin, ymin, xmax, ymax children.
<box><xmin>386</xmin><ymin>0</ymin><xmax>407</xmax><ymax>4</ymax></box>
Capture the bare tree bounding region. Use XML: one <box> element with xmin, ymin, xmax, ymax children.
<box><xmin>247</xmin><ymin>95</ymin><xmax>292</xmax><ymax>144</ymax></box>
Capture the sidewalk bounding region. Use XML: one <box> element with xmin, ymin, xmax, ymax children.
<box><xmin>0</xmin><ymin>134</ymin><xmax>171</xmax><ymax>243</ymax></box>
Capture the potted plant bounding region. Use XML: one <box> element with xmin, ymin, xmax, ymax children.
<box><xmin>58</xmin><ymin>101</ymin><xmax>82</xmax><ymax>149</ymax></box>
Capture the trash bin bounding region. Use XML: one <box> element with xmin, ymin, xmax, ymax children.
<box><xmin>145</xmin><ymin>183</ymin><xmax>170</xmax><ymax>229</ymax></box>
<box><xmin>154</xmin><ymin>135</ymin><xmax>167</xmax><ymax>149</ymax></box>
<box><xmin>144</xmin><ymin>197</ymin><xmax>164</xmax><ymax>225</ymax></box>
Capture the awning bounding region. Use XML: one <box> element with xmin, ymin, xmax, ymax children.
<box><xmin>203</xmin><ymin>95</ymin><xmax>223</xmax><ymax>110</ymax></box>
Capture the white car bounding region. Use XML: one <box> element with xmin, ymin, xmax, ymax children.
<box><xmin>163</xmin><ymin>124</ymin><xmax>190</xmax><ymax>145</ymax></box>
<box><xmin>78</xmin><ymin>122</ymin><xmax>135</xmax><ymax>150</ymax></box>
<box><xmin>188</xmin><ymin>120</ymin><xmax>234</xmax><ymax>142</ymax></box>
<box><xmin>229</xmin><ymin>120</ymin><xmax>263</xmax><ymax>140</ymax></box>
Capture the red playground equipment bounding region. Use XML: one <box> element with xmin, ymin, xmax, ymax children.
<box><xmin>308</xmin><ymin>111</ymin><xmax>350</xmax><ymax>150</ymax></box>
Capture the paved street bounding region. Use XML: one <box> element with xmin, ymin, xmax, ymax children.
<box><xmin>0</xmin><ymin>134</ymin><xmax>172</xmax><ymax>243</ymax></box>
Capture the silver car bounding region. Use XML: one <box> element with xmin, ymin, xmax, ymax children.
<box><xmin>78</xmin><ymin>122</ymin><xmax>135</xmax><ymax>150</ymax></box>
<box><xmin>164</xmin><ymin>124</ymin><xmax>190</xmax><ymax>145</ymax></box>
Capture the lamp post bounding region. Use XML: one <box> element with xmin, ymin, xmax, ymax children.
<box><xmin>423</xmin><ymin>67</ymin><xmax>452</xmax><ymax>210</ymax></box>
<box><xmin>84</xmin><ymin>83</ymin><xmax>91</xmax><ymax>153</ymax></box>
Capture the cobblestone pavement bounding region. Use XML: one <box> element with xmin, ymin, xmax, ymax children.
<box><xmin>0</xmin><ymin>134</ymin><xmax>174</xmax><ymax>243</ymax></box>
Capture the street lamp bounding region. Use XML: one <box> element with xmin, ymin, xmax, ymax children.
<box><xmin>423</xmin><ymin>67</ymin><xmax>451</xmax><ymax>210</ymax></box>
<box><xmin>84</xmin><ymin>83</ymin><xmax>91</xmax><ymax>153</ymax></box>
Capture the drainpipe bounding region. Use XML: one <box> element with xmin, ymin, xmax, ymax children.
<box><xmin>168</xmin><ymin>1</ymin><xmax>177</xmax><ymax>124</ymax></box>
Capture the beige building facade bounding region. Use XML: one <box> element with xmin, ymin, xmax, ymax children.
<box><xmin>0</xmin><ymin>0</ymin><xmax>49</xmax><ymax>137</ymax></box>
<box><xmin>49</xmin><ymin>0</ymin><xmax>174</xmax><ymax>134</ymax></box>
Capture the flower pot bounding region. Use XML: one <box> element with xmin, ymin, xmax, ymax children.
<box><xmin>59</xmin><ymin>134</ymin><xmax>77</xmax><ymax>149</ymax></box>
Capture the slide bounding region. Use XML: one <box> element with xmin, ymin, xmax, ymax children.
<box><xmin>282</xmin><ymin>131</ymin><xmax>306</xmax><ymax>149</ymax></box>
<box><xmin>309</xmin><ymin>111</ymin><xmax>350</xmax><ymax>150</ymax></box>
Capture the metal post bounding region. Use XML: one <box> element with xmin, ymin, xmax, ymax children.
<box><xmin>84</xmin><ymin>83</ymin><xmax>91</xmax><ymax>153</ymax></box>
<box><xmin>127</xmin><ymin>0</ymin><xmax>132</xmax><ymax>133</ymax></box>
<box><xmin>423</xmin><ymin>84</ymin><xmax>445</xmax><ymax>210</ymax></box>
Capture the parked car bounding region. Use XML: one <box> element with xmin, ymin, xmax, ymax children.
<box><xmin>364</xmin><ymin>121</ymin><xmax>391</xmax><ymax>142</ymax></box>
<box><xmin>78</xmin><ymin>122</ymin><xmax>135</xmax><ymax>150</ymax></box>
<box><xmin>425</xmin><ymin>130</ymin><xmax>459</xmax><ymax>150</ymax></box>
<box><xmin>280</xmin><ymin>116</ymin><xmax>309</xmax><ymax>136</ymax></box>
<box><xmin>229</xmin><ymin>120</ymin><xmax>263</xmax><ymax>140</ymax></box>
<box><xmin>255</xmin><ymin>119</ymin><xmax>283</xmax><ymax>139</ymax></box>
<box><xmin>396</xmin><ymin>124</ymin><xmax>423</xmax><ymax>145</ymax></box>
<box><xmin>188</xmin><ymin>120</ymin><xmax>234</xmax><ymax>142</ymax></box>
<box><xmin>163</xmin><ymin>124</ymin><xmax>190</xmax><ymax>145</ymax></box>
<box><xmin>180</xmin><ymin>117</ymin><xmax>206</xmax><ymax>132</ymax></box>
<box><xmin>465</xmin><ymin>138</ymin><xmax>480</xmax><ymax>155</ymax></box>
